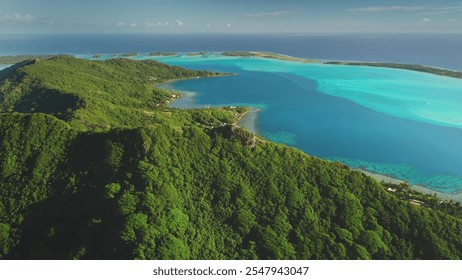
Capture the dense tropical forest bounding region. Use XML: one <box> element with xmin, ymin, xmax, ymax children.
<box><xmin>1</xmin><ymin>56</ymin><xmax>462</xmax><ymax>260</ymax></box>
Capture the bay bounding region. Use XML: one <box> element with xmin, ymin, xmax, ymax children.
<box><xmin>155</xmin><ymin>54</ymin><xmax>462</xmax><ymax>195</ymax></box>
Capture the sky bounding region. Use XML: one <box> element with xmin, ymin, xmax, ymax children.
<box><xmin>1</xmin><ymin>0</ymin><xmax>462</xmax><ymax>34</ymax></box>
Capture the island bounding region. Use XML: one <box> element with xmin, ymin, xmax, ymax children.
<box><xmin>1</xmin><ymin>55</ymin><xmax>462</xmax><ymax>260</ymax></box>
<box><xmin>119</xmin><ymin>53</ymin><xmax>139</xmax><ymax>57</ymax></box>
<box><xmin>222</xmin><ymin>51</ymin><xmax>462</xmax><ymax>79</ymax></box>
<box><xmin>325</xmin><ymin>61</ymin><xmax>462</xmax><ymax>79</ymax></box>
<box><xmin>186</xmin><ymin>52</ymin><xmax>210</xmax><ymax>56</ymax></box>
<box><xmin>222</xmin><ymin>51</ymin><xmax>318</xmax><ymax>63</ymax></box>
<box><xmin>149</xmin><ymin>52</ymin><xmax>177</xmax><ymax>56</ymax></box>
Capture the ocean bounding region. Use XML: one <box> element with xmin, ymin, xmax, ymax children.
<box><xmin>1</xmin><ymin>33</ymin><xmax>462</xmax><ymax>70</ymax></box>
<box><xmin>1</xmin><ymin>33</ymin><xmax>462</xmax><ymax>195</ymax></box>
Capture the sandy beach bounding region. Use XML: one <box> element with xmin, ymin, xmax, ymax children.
<box><xmin>237</xmin><ymin>107</ymin><xmax>261</xmax><ymax>135</ymax></box>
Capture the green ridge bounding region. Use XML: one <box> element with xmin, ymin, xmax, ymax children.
<box><xmin>0</xmin><ymin>55</ymin><xmax>59</xmax><ymax>65</ymax></box>
<box><xmin>1</xmin><ymin>56</ymin><xmax>462</xmax><ymax>260</ymax></box>
<box><xmin>0</xmin><ymin>56</ymin><xmax>231</xmax><ymax>130</ymax></box>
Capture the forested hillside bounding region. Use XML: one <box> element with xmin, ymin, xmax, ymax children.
<box><xmin>1</xmin><ymin>57</ymin><xmax>462</xmax><ymax>259</ymax></box>
<box><xmin>0</xmin><ymin>56</ymin><xmax>229</xmax><ymax>130</ymax></box>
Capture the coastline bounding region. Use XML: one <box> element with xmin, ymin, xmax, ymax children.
<box><xmin>0</xmin><ymin>64</ymin><xmax>12</xmax><ymax>71</ymax></box>
<box><xmin>3</xmin><ymin>52</ymin><xmax>462</xmax><ymax>79</ymax></box>
<box><xmin>154</xmin><ymin>72</ymin><xmax>235</xmax><ymax>87</ymax></box>
<box><xmin>160</xmin><ymin>75</ymin><xmax>462</xmax><ymax>205</ymax></box>
<box><xmin>162</xmin><ymin>80</ymin><xmax>262</xmax><ymax>134</ymax></box>
<box><xmin>236</xmin><ymin>107</ymin><xmax>261</xmax><ymax>134</ymax></box>
<box><xmin>358</xmin><ymin>169</ymin><xmax>462</xmax><ymax>203</ymax></box>
<box><xmin>411</xmin><ymin>184</ymin><xmax>462</xmax><ymax>203</ymax></box>
<box><xmin>219</xmin><ymin>51</ymin><xmax>462</xmax><ymax>79</ymax></box>
<box><xmin>325</xmin><ymin>61</ymin><xmax>462</xmax><ymax>80</ymax></box>
<box><xmin>222</xmin><ymin>51</ymin><xmax>318</xmax><ymax>64</ymax></box>
<box><xmin>159</xmin><ymin>78</ymin><xmax>263</xmax><ymax>134</ymax></box>
<box><xmin>148</xmin><ymin>54</ymin><xmax>462</xmax><ymax>204</ymax></box>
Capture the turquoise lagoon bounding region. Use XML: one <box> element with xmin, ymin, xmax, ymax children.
<box><xmin>147</xmin><ymin>53</ymin><xmax>462</xmax><ymax>194</ymax></box>
<box><xmin>2</xmin><ymin>53</ymin><xmax>462</xmax><ymax>194</ymax></box>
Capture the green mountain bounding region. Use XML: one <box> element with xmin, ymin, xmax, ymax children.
<box><xmin>1</xmin><ymin>56</ymin><xmax>462</xmax><ymax>260</ymax></box>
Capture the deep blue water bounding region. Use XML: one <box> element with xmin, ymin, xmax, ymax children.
<box><xmin>1</xmin><ymin>33</ymin><xmax>462</xmax><ymax>70</ymax></box>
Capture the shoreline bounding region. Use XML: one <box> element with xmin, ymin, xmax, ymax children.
<box><xmin>222</xmin><ymin>51</ymin><xmax>318</xmax><ymax>64</ymax></box>
<box><xmin>220</xmin><ymin>51</ymin><xmax>462</xmax><ymax>79</ymax></box>
<box><xmin>154</xmin><ymin>72</ymin><xmax>235</xmax><ymax>87</ymax></box>
<box><xmin>3</xmin><ymin>52</ymin><xmax>462</xmax><ymax>79</ymax></box>
<box><xmin>324</xmin><ymin>61</ymin><xmax>462</xmax><ymax>80</ymax></box>
<box><xmin>162</xmin><ymin>76</ymin><xmax>462</xmax><ymax>204</ymax></box>
<box><xmin>153</xmin><ymin>55</ymin><xmax>462</xmax><ymax>204</ymax></box>
<box><xmin>159</xmin><ymin>77</ymin><xmax>263</xmax><ymax>133</ymax></box>
<box><xmin>236</xmin><ymin>107</ymin><xmax>261</xmax><ymax>134</ymax></box>
<box><xmin>358</xmin><ymin>169</ymin><xmax>462</xmax><ymax>203</ymax></box>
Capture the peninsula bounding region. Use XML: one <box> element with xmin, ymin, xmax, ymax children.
<box><xmin>222</xmin><ymin>51</ymin><xmax>318</xmax><ymax>63</ymax></box>
<box><xmin>149</xmin><ymin>52</ymin><xmax>177</xmax><ymax>56</ymax></box>
<box><xmin>325</xmin><ymin>61</ymin><xmax>462</xmax><ymax>79</ymax></box>
<box><xmin>221</xmin><ymin>51</ymin><xmax>462</xmax><ymax>79</ymax></box>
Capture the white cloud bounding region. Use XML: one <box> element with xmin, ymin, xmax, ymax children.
<box><xmin>423</xmin><ymin>18</ymin><xmax>431</xmax><ymax>22</ymax></box>
<box><xmin>423</xmin><ymin>4</ymin><xmax>462</xmax><ymax>15</ymax></box>
<box><xmin>117</xmin><ymin>22</ymin><xmax>126</xmax><ymax>26</ymax></box>
<box><xmin>0</xmin><ymin>13</ymin><xmax>53</xmax><ymax>25</ymax></box>
<box><xmin>350</xmin><ymin>4</ymin><xmax>462</xmax><ymax>15</ymax></box>
<box><xmin>206</xmin><ymin>23</ymin><xmax>211</xmax><ymax>28</ymax></box>
<box><xmin>226</xmin><ymin>23</ymin><xmax>232</xmax><ymax>27</ymax></box>
<box><xmin>129</xmin><ymin>22</ymin><xmax>138</xmax><ymax>27</ymax></box>
<box><xmin>93</xmin><ymin>22</ymin><xmax>113</xmax><ymax>27</ymax></box>
<box><xmin>244</xmin><ymin>10</ymin><xmax>292</xmax><ymax>17</ymax></box>
<box><xmin>436</xmin><ymin>4</ymin><xmax>462</xmax><ymax>12</ymax></box>
<box><xmin>349</xmin><ymin>6</ymin><xmax>427</xmax><ymax>13</ymax></box>
<box><xmin>448</xmin><ymin>19</ymin><xmax>458</xmax><ymax>22</ymax></box>
<box><xmin>175</xmin><ymin>20</ymin><xmax>183</xmax><ymax>26</ymax></box>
